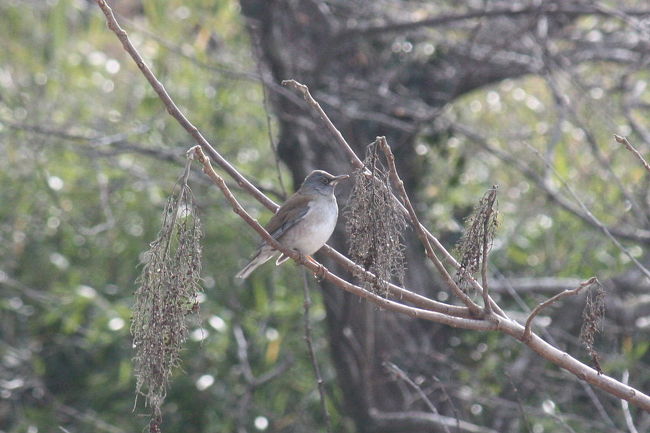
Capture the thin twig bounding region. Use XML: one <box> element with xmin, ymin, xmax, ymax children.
<box><xmin>321</xmin><ymin>244</ymin><xmax>475</xmax><ymax>318</ymax></box>
<box><xmin>544</xmin><ymin>73</ymin><xmax>648</xmax><ymax>225</ymax></box>
<box><xmin>282</xmin><ymin>80</ymin><xmax>364</xmax><ymax>169</ymax></box>
<box><xmin>232</xmin><ymin>324</ymin><xmax>294</xmax><ymax>432</ymax></box>
<box><xmin>505</xmin><ymin>372</ymin><xmax>533</xmax><ymax>433</ymax></box>
<box><xmin>615</xmin><ymin>134</ymin><xmax>650</xmax><ymax>175</ymax></box>
<box><xmin>369</xmin><ymin>410</ymin><xmax>499</xmax><ymax>433</ymax></box>
<box><xmin>339</xmin><ymin>4</ymin><xmax>650</xmax><ymax>37</ymax></box>
<box><xmin>232</xmin><ymin>324</ymin><xmax>254</xmax><ymax>433</ymax></box>
<box><xmin>621</xmin><ymin>370</ymin><xmax>640</xmax><ymax>433</ymax></box>
<box><xmin>431</xmin><ymin>376</ymin><xmax>461</xmax><ymax>432</ymax></box>
<box><xmin>301</xmin><ymin>269</ymin><xmax>332</xmax><ymax>433</ymax></box>
<box><xmin>526</xmin><ymin>143</ymin><xmax>650</xmax><ymax>280</ymax></box>
<box><xmin>54</xmin><ymin>400</ymin><xmax>127</xmax><ymax>433</ymax></box>
<box><xmin>378</xmin><ymin>136</ymin><xmax>483</xmax><ymax>317</ymax></box>
<box><xmin>454</xmin><ymin>122</ymin><xmax>650</xmax><ymax>244</ymax></box>
<box><xmin>384</xmin><ymin>362</ymin><xmax>452</xmax><ymax>433</ymax></box>
<box><xmin>249</xmin><ymin>24</ymin><xmax>287</xmax><ymax>198</ymax></box>
<box><xmin>523</xmin><ymin>277</ymin><xmax>597</xmax><ymax>342</ymax></box>
<box><xmin>233</xmin><ymin>325</ymin><xmax>255</xmax><ymax>383</ymax></box>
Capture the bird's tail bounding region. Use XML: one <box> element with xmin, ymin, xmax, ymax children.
<box><xmin>235</xmin><ymin>247</ymin><xmax>275</xmax><ymax>279</ymax></box>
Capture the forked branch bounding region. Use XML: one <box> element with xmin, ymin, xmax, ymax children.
<box><xmin>523</xmin><ymin>277</ymin><xmax>598</xmax><ymax>342</ymax></box>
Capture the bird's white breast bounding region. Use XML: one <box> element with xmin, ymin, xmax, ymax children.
<box><xmin>284</xmin><ymin>195</ymin><xmax>338</xmax><ymax>256</ymax></box>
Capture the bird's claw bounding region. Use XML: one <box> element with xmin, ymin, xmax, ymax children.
<box><xmin>295</xmin><ymin>251</ymin><xmax>326</xmax><ymax>280</ymax></box>
<box><xmin>313</xmin><ymin>263</ymin><xmax>327</xmax><ymax>281</ymax></box>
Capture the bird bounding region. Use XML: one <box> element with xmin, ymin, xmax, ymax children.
<box><xmin>235</xmin><ymin>170</ymin><xmax>350</xmax><ymax>279</ymax></box>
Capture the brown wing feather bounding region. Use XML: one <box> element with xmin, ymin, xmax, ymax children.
<box><xmin>264</xmin><ymin>192</ymin><xmax>312</xmax><ymax>240</ymax></box>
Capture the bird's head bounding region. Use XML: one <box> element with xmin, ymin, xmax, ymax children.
<box><xmin>300</xmin><ymin>170</ymin><xmax>350</xmax><ymax>195</ymax></box>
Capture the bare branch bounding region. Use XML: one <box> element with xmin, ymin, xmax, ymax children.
<box><xmin>340</xmin><ymin>4</ymin><xmax>650</xmax><ymax>37</ymax></box>
<box><xmin>233</xmin><ymin>325</ymin><xmax>255</xmax><ymax>384</ymax></box>
<box><xmin>301</xmin><ymin>270</ymin><xmax>332</xmax><ymax>433</ymax></box>
<box><xmin>615</xmin><ymin>134</ymin><xmax>650</xmax><ymax>175</ymax></box>
<box><xmin>384</xmin><ymin>362</ymin><xmax>453</xmax><ymax>433</ymax></box>
<box><xmin>369</xmin><ymin>409</ymin><xmax>499</xmax><ymax>433</ymax></box>
<box><xmin>322</xmin><ymin>244</ymin><xmax>475</xmax><ymax>317</ymax></box>
<box><xmin>232</xmin><ymin>324</ymin><xmax>294</xmax><ymax>431</ymax></box>
<box><xmin>527</xmin><ymin>143</ymin><xmax>650</xmax><ymax>280</ymax></box>
<box><xmin>523</xmin><ymin>277</ymin><xmax>598</xmax><ymax>342</ymax></box>
<box><xmin>249</xmin><ymin>24</ymin><xmax>288</xmax><ymax>198</ymax></box>
<box><xmin>454</xmin><ymin>122</ymin><xmax>650</xmax><ymax>244</ymax></box>
<box><xmin>505</xmin><ymin>372</ymin><xmax>534</xmax><ymax>433</ymax></box>
<box><xmin>282</xmin><ymin>79</ymin><xmax>365</xmax><ymax>169</ymax></box>
<box><xmin>490</xmin><ymin>277</ymin><xmax>584</xmax><ymax>294</ymax></box>
<box><xmin>621</xmin><ymin>370</ymin><xmax>640</xmax><ymax>433</ymax></box>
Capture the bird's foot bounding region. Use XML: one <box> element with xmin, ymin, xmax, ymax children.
<box><xmin>313</xmin><ymin>263</ymin><xmax>327</xmax><ymax>281</ymax></box>
<box><xmin>305</xmin><ymin>255</ymin><xmax>327</xmax><ymax>281</ymax></box>
<box><xmin>295</xmin><ymin>252</ymin><xmax>326</xmax><ymax>280</ymax></box>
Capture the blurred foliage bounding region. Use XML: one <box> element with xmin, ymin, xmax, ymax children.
<box><xmin>422</xmin><ymin>73</ymin><xmax>647</xmax><ymax>279</ymax></box>
<box><xmin>0</xmin><ymin>1</ymin><xmax>649</xmax><ymax>433</ymax></box>
<box><xmin>0</xmin><ymin>1</ymin><xmax>323</xmax><ymax>432</ymax></box>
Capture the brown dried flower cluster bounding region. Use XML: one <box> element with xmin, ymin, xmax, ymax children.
<box><xmin>345</xmin><ymin>141</ymin><xmax>406</xmax><ymax>295</ymax></box>
<box><xmin>455</xmin><ymin>186</ymin><xmax>499</xmax><ymax>293</ymax></box>
<box><xmin>579</xmin><ymin>280</ymin><xmax>606</xmax><ymax>373</ymax></box>
<box><xmin>131</xmin><ymin>181</ymin><xmax>203</xmax><ymax>423</ymax></box>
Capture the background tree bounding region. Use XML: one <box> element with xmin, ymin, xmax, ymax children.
<box><xmin>1</xmin><ymin>1</ymin><xmax>650</xmax><ymax>432</ymax></box>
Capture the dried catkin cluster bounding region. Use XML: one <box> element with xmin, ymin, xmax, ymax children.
<box><xmin>455</xmin><ymin>187</ymin><xmax>499</xmax><ymax>292</ymax></box>
<box><xmin>131</xmin><ymin>183</ymin><xmax>203</xmax><ymax>422</ymax></box>
<box><xmin>345</xmin><ymin>142</ymin><xmax>406</xmax><ymax>295</ymax></box>
<box><xmin>579</xmin><ymin>280</ymin><xmax>606</xmax><ymax>373</ymax></box>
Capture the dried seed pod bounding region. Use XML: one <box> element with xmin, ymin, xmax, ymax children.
<box><xmin>455</xmin><ymin>186</ymin><xmax>499</xmax><ymax>293</ymax></box>
<box><xmin>579</xmin><ymin>280</ymin><xmax>606</xmax><ymax>373</ymax></box>
<box><xmin>345</xmin><ymin>141</ymin><xmax>406</xmax><ymax>295</ymax></box>
<box><xmin>131</xmin><ymin>180</ymin><xmax>203</xmax><ymax>422</ymax></box>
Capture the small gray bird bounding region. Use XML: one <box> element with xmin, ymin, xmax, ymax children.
<box><xmin>235</xmin><ymin>170</ymin><xmax>349</xmax><ymax>279</ymax></box>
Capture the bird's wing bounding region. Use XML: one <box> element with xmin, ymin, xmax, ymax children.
<box><xmin>264</xmin><ymin>193</ymin><xmax>312</xmax><ymax>241</ymax></box>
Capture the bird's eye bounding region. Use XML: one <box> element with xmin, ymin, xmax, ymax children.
<box><xmin>321</xmin><ymin>178</ymin><xmax>329</xmax><ymax>184</ymax></box>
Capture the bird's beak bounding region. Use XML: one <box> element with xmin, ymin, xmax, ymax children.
<box><xmin>331</xmin><ymin>174</ymin><xmax>350</xmax><ymax>185</ymax></box>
